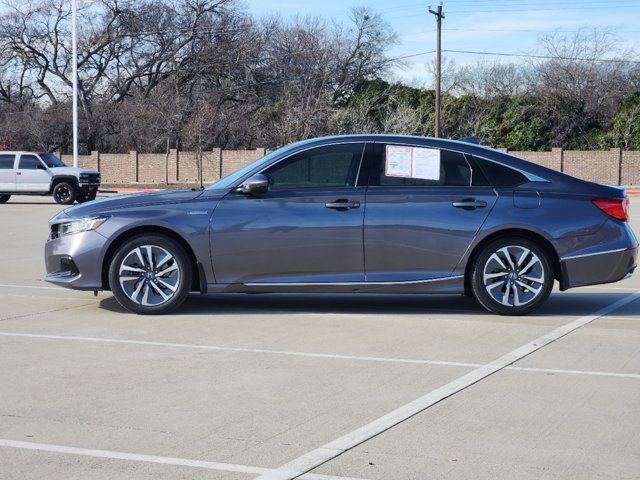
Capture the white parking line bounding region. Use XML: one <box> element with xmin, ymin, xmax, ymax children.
<box><xmin>1</xmin><ymin>330</ymin><xmax>639</xmax><ymax>380</ymax></box>
<box><xmin>507</xmin><ymin>366</ymin><xmax>640</xmax><ymax>379</ymax></box>
<box><xmin>0</xmin><ymin>283</ymin><xmax>61</xmax><ymax>290</ymax></box>
<box><xmin>0</xmin><ymin>331</ymin><xmax>480</xmax><ymax>368</ymax></box>
<box><xmin>0</xmin><ymin>439</ymin><xmax>366</xmax><ymax>480</ymax></box>
<box><xmin>255</xmin><ymin>291</ymin><xmax>640</xmax><ymax>480</ymax></box>
<box><xmin>601</xmin><ymin>315</ymin><xmax>640</xmax><ymax>322</ymax></box>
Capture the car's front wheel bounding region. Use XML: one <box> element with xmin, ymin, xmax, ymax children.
<box><xmin>53</xmin><ymin>182</ymin><xmax>77</xmax><ymax>205</ymax></box>
<box><xmin>470</xmin><ymin>237</ymin><xmax>554</xmax><ymax>315</ymax></box>
<box><xmin>108</xmin><ymin>234</ymin><xmax>192</xmax><ymax>314</ymax></box>
<box><xmin>0</xmin><ymin>194</ymin><xmax>10</xmax><ymax>203</ymax></box>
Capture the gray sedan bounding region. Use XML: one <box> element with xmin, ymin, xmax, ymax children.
<box><xmin>45</xmin><ymin>135</ymin><xmax>638</xmax><ymax>315</ymax></box>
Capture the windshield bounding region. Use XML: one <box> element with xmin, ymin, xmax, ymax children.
<box><xmin>207</xmin><ymin>144</ymin><xmax>299</xmax><ymax>190</ymax></box>
<box><xmin>40</xmin><ymin>153</ymin><xmax>66</xmax><ymax>168</ymax></box>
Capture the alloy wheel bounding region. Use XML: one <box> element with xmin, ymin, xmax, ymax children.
<box><xmin>482</xmin><ymin>245</ymin><xmax>545</xmax><ymax>307</ymax></box>
<box><xmin>118</xmin><ymin>245</ymin><xmax>181</xmax><ymax>306</ymax></box>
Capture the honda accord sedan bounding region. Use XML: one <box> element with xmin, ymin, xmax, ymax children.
<box><xmin>45</xmin><ymin>135</ymin><xmax>638</xmax><ymax>315</ymax></box>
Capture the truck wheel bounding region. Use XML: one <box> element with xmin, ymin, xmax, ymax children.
<box><xmin>0</xmin><ymin>195</ymin><xmax>10</xmax><ymax>203</ymax></box>
<box><xmin>53</xmin><ymin>182</ymin><xmax>77</xmax><ymax>205</ymax></box>
<box><xmin>76</xmin><ymin>190</ymin><xmax>97</xmax><ymax>203</ymax></box>
<box><xmin>108</xmin><ymin>234</ymin><xmax>192</xmax><ymax>315</ymax></box>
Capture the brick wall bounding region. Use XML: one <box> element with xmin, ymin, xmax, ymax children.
<box><xmin>563</xmin><ymin>149</ymin><xmax>621</xmax><ymax>185</ymax></box>
<box><xmin>510</xmin><ymin>148</ymin><xmax>635</xmax><ymax>186</ymax></box>
<box><xmin>621</xmin><ymin>151</ymin><xmax>640</xmax><ymax>186</ymax></box>
<box><xmin>220</xmin><ymin>148</ymin><xmax>266</xmax><ymax>178</ymax></box>
<box><xmin>510</xmin><ymin>148</ymin><xmax>562</xmax><ymax>171</ymax></box>
<box><xmin>59</xmin><ymin>147</ymin><xmax>640</xmax><ymax>186</ymax></box>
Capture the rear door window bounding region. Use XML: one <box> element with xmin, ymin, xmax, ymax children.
<box><xmin>0</xmin><ymin>154</ymin><xmax>15</xmax><ymax>169</ymax></box>
<box><xmin>371</xmin><ymin>145</ymin><xmax>472</xmax><ymax>187</ymax></box>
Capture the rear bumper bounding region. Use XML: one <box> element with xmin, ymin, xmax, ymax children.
<box><xmin>559</xmin><ymin>246</ymin><xmax>637</xmax><ymax>290</ymax></box>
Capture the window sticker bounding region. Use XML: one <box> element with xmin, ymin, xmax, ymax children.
<box><xmin>412</xmin><ymin>147</ymin><xmax>440</xmax><ymax>180</ymax></box>
<box><xmin>385</xmin><ymin>145</ymin><xmax>412</xmax><ymax>177</ymax></box>
<box><xmin>385</xmin><ymin>145</ymin><xmax>441</xmax><ymax>180</ymax></box>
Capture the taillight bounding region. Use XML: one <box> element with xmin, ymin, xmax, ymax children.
<box><xmin>592</xmin><ymin>197</ymin><xmax>629</xmax><ymax>222</ymax></box>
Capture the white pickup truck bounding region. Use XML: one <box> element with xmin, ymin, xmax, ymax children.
<box><xmin>0</xmin><ymin>151</ymin><xmax>100</xmax><ymax>205</ymax></box>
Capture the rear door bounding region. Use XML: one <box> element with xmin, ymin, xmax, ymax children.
<box><xmin>16</xmin><ymin>154</ymin><xmax>51</xmax><ymax>192</ymax></box>
<box><xmin>0</xmin><ymin>154</ymin><xmax>16</xmax><ymax>191</ymax></box>
<box><xmin>363</xmin><ymin>142</ymin><xmax>497</xmax><ymax>282</ymax></box>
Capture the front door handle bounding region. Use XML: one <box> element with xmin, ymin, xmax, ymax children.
<box><xmin>325</xmin><ymin>199</ymin><xmax>360</xmax><ymax>211</ymax></box>
<box><xmin>452</xmin><ymin>198</ymin><xmax>487</xmax><ymax>210</ymax></box>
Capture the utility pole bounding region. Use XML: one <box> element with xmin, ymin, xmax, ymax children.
<box><xmin>428</xmin><ymin>2</ymin><xmax>444</xmax><ymax>138</ymax></box>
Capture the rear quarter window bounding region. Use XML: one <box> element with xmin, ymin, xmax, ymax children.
<box><xmin>473</xmin><ymin>156</ymin><xmax>528</xmax><ymax>187</ymax></box>
<box><xmin>374</xmin><ymin>146</ymin><xmax>472</xmax><ymax>187</ymax></box>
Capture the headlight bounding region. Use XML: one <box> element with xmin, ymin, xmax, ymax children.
<box><xmin>54</xmin><ymin>215</ymin><xmax>109</xmax><ymax>237</ymax></box>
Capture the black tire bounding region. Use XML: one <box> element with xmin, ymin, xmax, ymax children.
<box><xmin>76</xmin><ymin>190</ymin><xmax>97</xmax><ymax>203</ymax></box>
<box><xmin>53</xmin><ymin>181</ymin><xmax>77</xmax><ymax>205</ymax></box>
<box><xmin>108</xmin><ymin>234</ymin><xmax>192</xmax><ymax>315</ymax></box>
<box><xmin>470</xmin><ymin>236</ymin><xmax>554</xmax><ymax>316</ymax></box>
<box><xmin>0</xmin><ymin>194</ymin><xmax>10</xmax><ymax>203</ymax></box>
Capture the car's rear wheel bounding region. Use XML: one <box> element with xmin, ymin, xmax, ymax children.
<box><xmin>53</xmin><ymin>181</ymin><xmax>77</xmax><ymax>205</ymax></box>
<box><xmin>470</xmin><ymin>237</ymin><xmax>553</xmax><ymax>315</ymax></box>
<box><xmin>0</xmin><ymin>194</ymin><xmax>10</xmax><ymax>203</ymax></box>
<box><xmin>108</xmin><ymin>234</ymin><xmax>192</xmax><ymax>315</ymax></box>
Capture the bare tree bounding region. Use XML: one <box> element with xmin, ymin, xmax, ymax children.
<box><xmin>533</xmin><ymin>28</ymin><xmax>635</xmax><ymax>146</ymax></box>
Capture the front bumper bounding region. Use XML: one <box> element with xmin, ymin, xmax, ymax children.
<box><xmin>44</xmin><ymin>230</ymin><xmax>108</xmax><ymax>290</ymax></box>
<box><xmin>560</xmin><ymin>246</ymin><xmax>637</xmax><ymax>290</ymax></box>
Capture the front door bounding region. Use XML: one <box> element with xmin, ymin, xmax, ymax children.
<box><xmin>16</xmin><ymin>154</ymin><xmax>51</xmax><ymax>192</ymax></box>
<box><xmin>211</xmin><ymin>143</ymin><xmax>367</xmax><ymax>284</ymax></box>
<box><xmin>363</xmin><ymin>143</ymin><xmax>497</xmax><ymax>282</ymax></box>
<box><xmin>0</xmin><ymin>153</ymin><xmax>16</xmax><ymax>191</ymax></box>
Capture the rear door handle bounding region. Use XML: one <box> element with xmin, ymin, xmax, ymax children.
<box><xmin>325</xmin><ymin>199</ymin><xmax>360</xmax><ymax>211</ymax></box>
<box><xmin>452</xmin><ymin>198</ymin><xmax>487</xmax><ymax>210</ymax></box>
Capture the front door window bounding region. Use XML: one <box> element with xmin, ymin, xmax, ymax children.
<box><xmin>262</xmin><ymin>143</ymin><xmax>364</xmax><ymax>191</ymax></box>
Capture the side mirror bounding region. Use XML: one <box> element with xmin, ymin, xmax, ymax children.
<box><xmin>236</xmin><ymin>173</ymin><xmax>269</xmax><ymax>195</ymax></box>
<box><xmin>36</xmin><ymin>164</ymin><xmax>47</xmax><ymax>170</ymax></box>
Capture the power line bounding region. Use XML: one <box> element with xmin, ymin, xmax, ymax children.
<box><xmin>441</xmin><ymin>27</ymin><xmax>640</xmax><ymax>34</ymax></box>
<box><xmin>447</xmin><ymin>5</ymin><xmax>640</xmax><ymax>14</ymax></box>
<box><xmin>440</xmin><ymin>49</ymin><xmax>640</xmax><ymax>64</ymax></box>
<box><xmin>387</xmin><ymin>3</ymin><xmax>640</xmax><ymax>20</ymax></box>
<box><xmin>388</xmin><ymin>48</ymin><xmax>640</xmax><ymax>65</ymax></box>
<box><xmin>383</xmin><ymin>1</ymin><xmax>640</xmax><ymax>14</ymax></box>
<box><xmin>383</xmin><ymin>0</ymin><xmax>640</xmax><ymax>8</ymax></box>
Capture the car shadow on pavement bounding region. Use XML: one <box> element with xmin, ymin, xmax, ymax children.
<box><xmin>98</xmin><ymin>290</ymin><xmax>639</xmax><ymax>318</ymax></box>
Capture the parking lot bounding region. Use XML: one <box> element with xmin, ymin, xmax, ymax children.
<box><xmin>0</xmin><ymin>195</ymin><xmax>639</xmax><ymax>480</ymax></box>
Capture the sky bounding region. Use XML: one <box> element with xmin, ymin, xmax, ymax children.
<box><xmin>243</xmin><ymin>0</ymin><xmax>640</xmax><ymax>85</ymax></box>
